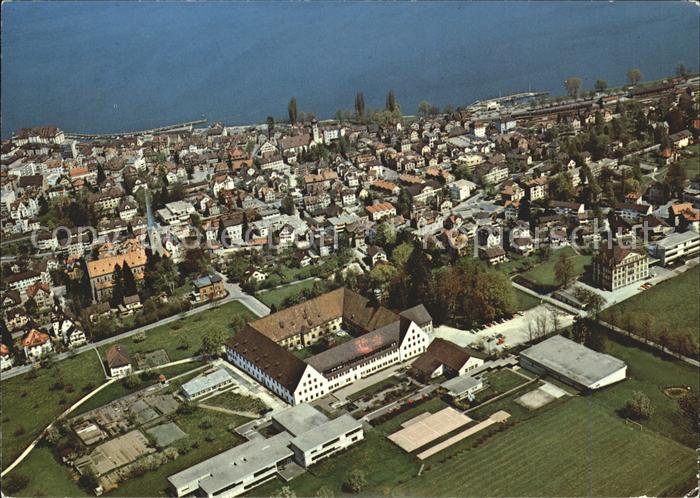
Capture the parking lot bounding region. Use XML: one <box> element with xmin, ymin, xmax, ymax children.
<box><xmin>433</xmin><ymin>304</ymin><xmax>574</xmax><ymax>350</ymax></box>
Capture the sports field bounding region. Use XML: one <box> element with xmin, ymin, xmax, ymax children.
<box><xmin>394</xmin><ymin>397</ymin><xmax>696</xmax><ymax>497</ymax></box>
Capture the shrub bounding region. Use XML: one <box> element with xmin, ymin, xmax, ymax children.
<box><xmin>624</xmin><ymin>391</ymin><xmax>653</xmax><ymax>420</ymax></box>
<box><xmin>2</xmin><ymin>474</ymin><xmax>30</xmax><ymax>494</ymax></box>
<box><xmin>343</xmin><ymin>469</ymin><xmax>367</xmax><ymax>494</ymax></box>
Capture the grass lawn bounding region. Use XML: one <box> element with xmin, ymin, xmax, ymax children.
<box><xmin>257</xmin><ymin>279</ymin><xmax>318</xmax><ymax>308</ymax></box>
<box><xmin>74</xmin><ymin>361</ymin><xmax>207</xmax><ymax>415</ymax></box>
<box><xmin>601</xmin><ymin>266</ymin><xmax>700</xmax><ymax>344</ymax></box>
<box><xmin>347</xmin><ymin>377</ymin><xmax>402</xmax><ymax>402</ymax></box>
<box><xmin>108</xmin><ymin>408</ymin><xmax>251</xmax><ymax>497</ymax></box>
<box><xmin>394</xmin><ymin>397</ymin><xmax>696</xmax><ymax>497</ymax></box>
<box><xmin>251</xmin><ymin>431</ymin><xmax>418</xmax><ymax>498</ymax></box>
<box><xmin>0</xmin><ymin>351</ymin><xmax>105</xmax><ymax>465</ymax></box>
<box><xmin>2</xmin><ymin>445</ymin><xmax>87</xmax><ymax>497</ymax></box>
<box><xmin>676</xmin><ymin>143</ymin><xmax>700</xmax><ymax>178</ymax></box>
<box><xmin>520</xmin><ymin>247</ymin><xmax>591</xmax><ymax>291</ymax></box>
<box><xmin>513</xmin><ymin>289</ymin><xmax>541</xmax><ymax>311</ymax></box>
<box><xmin>588</xmin><ymin>332</ymin><xmax>699</xmax><ymax>448</ymax></box>
<box><xmin>99</xmin><ymin>301</ymin><xmax>254</xmax><ymax>362</ymax></box>
<box><xmin>203</xmin><ymin>390</ymin><xmax>268</xmax><ymax>414</ymax></box>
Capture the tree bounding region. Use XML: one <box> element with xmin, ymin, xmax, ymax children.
<box><xmin>288</xmin><ymin>97</ymin><xmax>298</xmax><ymax>125</ymax></box>
<box><xmin>78</xmin><ymin>469</ymin><xmax>99</xmax><ymax>492</ymax></box>
<box><xmin>665</xmin><ymin>162</ymin><xmax>687</xmax><ymax>198</ymax></box>
<box><xmin>594</xmin><ymin>79</ymin><xmax>608</xmax><ymax>92</ymax></box>
<box><xmin>571</xmin><ymin>318</ymin><xmax>588</xmax><ymax>343</ymax></box>
<box><xmin>316</xmin><ymin>486</ymin><xmax>334</xmax><ymax>498</ymax></box>
<box><xmin>554</xmin><ymin>252</ymin><xmax>576</xmax><ymax>288</ymax></box>
<box><xmin>122</xmin><ymin>261</ymin><xmax>138</xmax><ymax>297</ymax></box>
<box><xmin>391</xmin><ymin>242</ymin><xmax>414</xmax><ymax>270</ymax></box>
<box><xmin>344</xmin><ymin>469</ymin><xmax>367</xmax><ymax>494</ymax></box>
<box><xmin>273</xmin><ymin>486</ymin><xmax>296</xmax><ymax>498</ymax></box>
<box><xmin>627</xmin><ymin>68</ymin><xmax>643</xmax><ymax>85</ymax></box>
<box><xmin>374</xmin><ymin>222</ymin><xmax>396</xmax><ymax>248</ymax></box>
<box><xmin>564</xmin><ymin>77</ymin><xmax>582</xmax><ymax>98</ymax></box>
<box><xmin>281</xmin><ymin>195</ymin><xmax>295</xmax><ymax>216</ymax></box>
<box><xmin>266</xmin><ymin>116</ymin><xmax>275</xmax><ymax>138</ymax></box>
<box><xmin>678</xmin><ymin>392</ymin><xmax>698</xmax><ymax>422</ymax></box>
<box><xmin>354</xmin><ymin>91</ymin><xmax>365</xmax><ymax>119</ymax></box>
<box><xmin>2</xmin><ymin>474</ymin><xmax>29</xmax><ymax>494</ymax></box>
<box><xmin>111</xmin><ymin>263</ymin><xmax>125</xmax><ymax>306</ymax></box>
<box><xmin>96</xmin><ymin>162</ymin><xmax>107</xmax><ymax>184</ymax></box>
<box><xmin>624</xmin><ymin>391</ymin><xmax>653</xmax><ymax>420</ymax></box>
<box><xmin>396</xmin><ymin>188</ymin><xmax>412</xmax><ymax>217</ymax></box>
<box><xmin>418</xmin><ymin>100</ymin><xmax>431</xmax><ymax>117</ymax></box>
<box><xmin>368</xmin><ymin>263</ymin><xmax>398</xmax><ymax>290</ymax></box>
<box><xmin>386</xmin><ymin>90</ymin><xmax>397</xmax><ymax>112</ymax></box>
<box><xmin>548</xmin><ymin>172</ymin><xmax>576</xmax><ymax>201</ymax></box>
<box><xmin>676</xmin><ymin>63</ymin><xmax>688</xmax><ymax>78</ymax></box>
<box><xmin>200</xmin><ymin>329</ymin><xmax>227</xmax><ymax>357</ymax></box>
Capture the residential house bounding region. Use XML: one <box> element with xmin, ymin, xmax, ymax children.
<box><xmin>106</xmin><ymin>344</ymin><xmax>132</xmax><ymax>377</ymax></box>
<box><xmin>21</xmin><ymin>329</ymin><xmax>53</xmax><ymax>361</ymax></box>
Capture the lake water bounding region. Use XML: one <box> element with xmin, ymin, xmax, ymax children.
<box><xmin>1</xmin><ymin>1</ymin><xmax>698</xmax><ymax>137</ymax></box>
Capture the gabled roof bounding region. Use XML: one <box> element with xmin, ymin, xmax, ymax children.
<box><xmin>247</xmin><ymin>288</ymin><xmax>397</xmax><ymax>343</ymax></box>
<box><xmin>106</xmin><ymin>344</ymin><xmax>131</xmax><ymax>368</ymax></box>
<box><xmin>412</xmin><ymin>338</ymin><xmax>483</xmax><ymax>376</ymax></box>
<box><xmin>399</xmin><ymin>304</ymin><xmax>432</xmax><ymax>326</ymax></box>
<box><xmin>225</xmin><ymin>326</ymin><xmax>307</xmax><ymax>392</ymax></box>
<box><xmin>21</xmin><ymin>329</ymin><xmax>50</xmax><ymax>348</ymax></box>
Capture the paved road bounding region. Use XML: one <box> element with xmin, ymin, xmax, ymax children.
<box><xmin>1</xmin><ymin>280</ymin><xmax>269</xmax><ymax>381</ymax></box>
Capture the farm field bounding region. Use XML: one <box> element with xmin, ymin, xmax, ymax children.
<box><xmin>0</xmin><ymin>351</ymin><xmax>105</xmax><ymax>465</ymax></box>
<box><xmin>601</xmin><ymin>265</ymin><xmax>700</xmax><ymax>344</ymax></box>
<box><xmin>98</xmin><ymin>301</ymin><xmax>254</xmax><ymax>362</ymax></box>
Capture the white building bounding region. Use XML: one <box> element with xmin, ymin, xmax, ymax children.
<box><xmin>449</xmin><ymin>179</ymin><xmax>477</xmax><ymax>202</ymax></box>
<box><xmin>225</xmin><ymin>289</ymin><xmax>431</xmax><ymax>405</ymax></box>
<box><xmin>520</xmin><ymin>335</ymin><xmax>626</xmax><ymax>390</ymax></box>
<box><xmin>181</xmin><ymin>369</ymin><xmax>234</xmax><ymax>400</ymax></box>
<box><xmin>648</xmin><ymin>230</ymin><xmax>700</xmax><ymax>266</ymax></box>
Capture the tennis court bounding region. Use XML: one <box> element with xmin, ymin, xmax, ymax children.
<box><xmin>388</xmin><ymin>407</ymin><xmax>472</xmax><ymax>452</ymax></box>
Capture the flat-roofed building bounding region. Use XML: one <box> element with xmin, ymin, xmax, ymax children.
<box><xmin>441</xmin><ymin>374</ymin><xmax>484</xmax><ymax>400</ymax></box>
<box><xmin>519</xmin><ymin>335</ymin><xmax>626</xmax><ymax>390</ymax></box>
<box><xmin>648</xmin><ymin>230</ymin><xmax>700</xmax><ymax>266</ymax></box>
<box><xmin>181</xmin><ymin>369</ymin><xmax>234</xmax><ymax>400</ymax></box>
<box><xmin>289</xmin><ymin>414</ymin><xmax>363</xmax><ymax>467</ymax></box>
<box><xmin>168</xmin><ymin>405</ymin><xmax>364</xmax><ymax>498</ymax></box>
<box><xmin>168</xmin><ymin>432</ymin><xmax>294</xmax><ymax>498</ymax></box>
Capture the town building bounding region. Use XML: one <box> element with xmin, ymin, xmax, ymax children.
<box><xmin>193</xmin><ymin>274</ymin><xmax>225</xmax><ymax>302</ymax></box>
<box><xmin>411</xmin><ymin>338</ymin><xmax>485</xmax><ymax>379</ymax></box>
<box><xmin>592</xmin><ymin>245</ymin><xmax>649</xmax><ymax>290</ymax></box>
<box><xmin>168</xmin><ymin>404</ymin><xmax>363</xmax><ymax>498</ymax></box>
<box><xmin>225</xmin><ymin>288</ymin><xmax>430</xmax><ymax>405</ymax></box>
<box><xmin>647</xmin><ymin>230</ymin><xmax>700</xmax><ymax>266</ymax></box>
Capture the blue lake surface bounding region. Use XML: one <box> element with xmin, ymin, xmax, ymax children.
<box><xmin>1</xmin><ymin>1</ymin><xmax>698</xmax><ymax>137</ymax></box>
